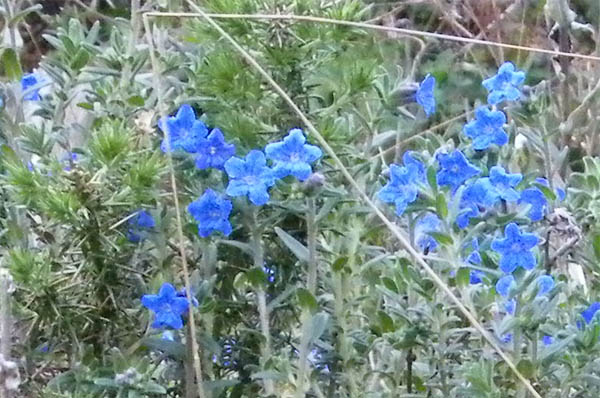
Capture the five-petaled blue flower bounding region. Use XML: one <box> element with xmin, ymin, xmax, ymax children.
<box><xmin>265</xmin><ymin>128</ymin><xmax>322</xmax><ymax>181</ymax></box>
<box><xmin>141</xmin><ymin>282</ymin><xmax>190</xmax><ymax>330</ymax></box>
<box><xmin>21</xmin><ymin>73</ymin><xmax>43</xmax><ymax>101</ymax></box>
<box><xmin>436</xmin><ymin>150</ymin><xmax>480</xmax><ymax>192</ymax></box>
<box><xmin>188</xmin><ymin>188</ymin><xmax>233</xmax><ymax>237</ymax></box>
<box><xmin>536</xmin><ymin>275</ymin><xmax>554</xmax><ymax>297</ymax></box>
<box><xmin>378</xmin><ymin>154</ymin><xmax>425</xmax><ymax>216</ymax></box>
<box><xmin>159</xmin><ymin>104</ymin><xmax>208</xmax><ymax>153</ymax></box>
<box><xmin>414</xmin><ymin>212</ymin><xmax>441</xmax><ymax>252</ymax></box>
<box><xmin>127</xmin><ymin>210</ymin><xmax>155</xmax><ymax>243</ymax></box>
<box><xmin>489</xmin><ymin>166</ymin><xmax>522</xmax><ymax>202</ymax></box>
<box><xmin>496</xmin><ymin>274</ymin><xmax>515</xmax><ymax>297</ymax></box>
<box><xmin>482</xmin><ymin>62</ymin><xmax>526</xmax><ymax>105</ymax></box>
<box><xmin>519</xmin><ymin>187</ymin><xmax>548</xmax><ymax>222</ymax></box>
<box><xmin>491</xmin><ymin>223</ymin><xmax>538</xmax><ymax>273</ymax></box>
<box><xmin>194</xmin><ymin>128</ymin><xmax>236</xmax><ymax>170</ymax></box>
<box><xmin>225</xmin><ymin>150</ymin><xmax>276</xmax><ymax>206</ymax></box>
<box><xmin>415</xmin><ymin>74</ymin><xmax>436</xmax><ymax>117</ymax></box>
<box><xmin>581</xmin><ymin>302</ymin><xmax>600</xmax><ymax>325</ymax></box>
<box><xmin>463</xmin><ymin>107</ymin><xmax>508</xmax><ymax>150</ymax></box>
<box><xmin>456</xmin><ymin>178</ymin><xmax>499</xmax><ymax>228</ymax></box>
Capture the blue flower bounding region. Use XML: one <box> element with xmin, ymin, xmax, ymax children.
<box><xmin>482</xmin><ymin>61</ymin><xmax>526</xmax><ymax>105</ymax></box>
<box><xmin>127</xmin><ymin>210</ymin><xmax>155</xmax><ymax>243</ymax></box>
<box><xmin>463</xmin><ymin>107</ymin><xmax>508</xmax><ymax>150</ymax></box>
<box><xmin>225</xmin><ymin>150</ymin><xmax>276</xmax><ymax>206</ymax></box>
<box><xmin>536</xmin><ymin>275</ymin><xmax>554</xmax><ymax>297</ymax></box>
<box><xmin>159</xmin><ymin>104</ymin><xmax>208</xmax><ymax>153</ymax></box>
<box><xmin>542</xmin><ymin>335</ymin><xmax>554</xmax><ymax>346</ymax></box>
<box><xmin>489</xmin><ymin>166</ymin><xmax>522</xmax><ymax>202</ymax></box>
<box><xmin>491</xmin><ymin>223</ymin><xmax>538</xmax><ymax>273</ymax></box>
<box><xmin>141</xmin><ymin>283</ymin><xmax>190</xmax><ymax>330</ymax></box>
<box><xmin>265</xmin><ymin>128</ymin><xmax>322</xmax><ymax>181</ymax></box>
<box><xmin>581</xmin><ymin>302</ymin><xmax>600</xmax><ymax>325</ymax></box>
<box><xmin>469</xmin><ymin>270</ymin><xmax>484</xmax><ymax>285</ymax></box>
<box><xmin>496</xmin><ymin>274</ymin><xmax>515</xmax><ymax>297</ymax></box>
<box><xmin>436</xmin><ymin>150</ymin><xmax>480</xmax><ymax>192</ymax></box>
<box><xmin>403</xmin><ymin>151</ymin><xmax>426</xmax><ymax>183</ymax></box>
<box><xmin>415</xmin><ymin>74</ymin><xmax>436</xmax><ymax>117</ymax></box>
<box><xmin>414</xmin><ymin>212</ymin><xmax>441</xmax><ymax>252</ymax></box>
<box><xmin>456</xmin><ymin>178</ymin><xmax>499</xmax><ymax>228</ymax></box>
<box><xmin>519</xmin><ymin>187</ymin><xmax>547</xmax><ymax>222</ymax></box>
<box><xmin>378</xmin><ymin>165</ymin><xmax>418</xmax><ymax>216</ymax></box>
<box><xmin>21</xmin><ymin>73</ymin><xmax>43</xmax><ymax>101</ymax></box>
<box><xmin>194</xmin><ymin>128</ymin><xmax>236</xmax><ymax>170</ymax></box>
<box><xmin>188</xmin><ymin>188</ymin><xmax>233</xmax><ymax>237</ymax></box>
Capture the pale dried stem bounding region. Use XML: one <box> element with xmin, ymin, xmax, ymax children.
<box><xmin>142</xmin><ymin>14</ymin><xmax>206</xmax><ymax>398</ymax></box>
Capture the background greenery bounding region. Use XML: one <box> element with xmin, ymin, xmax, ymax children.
<box><xmin>2</xmin><ymin>0</ymin><xmax>600</xmax><ymax>397</ymax></box>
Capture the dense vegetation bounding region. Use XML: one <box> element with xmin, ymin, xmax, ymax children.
<box><xmin>2</xmin><ymin>1</ymin><xmax>600</xmax><ymax>397</ymax></box>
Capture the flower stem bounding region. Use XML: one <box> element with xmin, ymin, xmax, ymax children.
<box><xmin>295</xmin><ymin>198</ymin><xmax>318</xmax><ymax>398</ymax></box>
<box><xmin>250</xmin><ymin>207</ymin><xmax>274</xmax><ymax>395</ymax></box>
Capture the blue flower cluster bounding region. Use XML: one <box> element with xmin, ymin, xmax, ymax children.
<box><xmin>375</xmin><ymin>62</ymin><xmax>581</xmax><ymax>344</ymax></box>
<box><xmin>153</xmin><ymin>105</ymin><xmax>322</xmax><ymax>238</ymax></box>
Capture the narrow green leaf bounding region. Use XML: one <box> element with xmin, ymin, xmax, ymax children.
<box><xmin>456</xmin><ymin>267</ymin><xmax>471</xmax><ymax>287</ymax></box>
<box><xmin>435</xmin><ymin>192</ymin><xmax>448</xmax><ymax>219</ymax></box>
<box><xmin>274</xmin><ymin>227</ymin><xmax>309</xmax><ymax>262</ymax></box>
<box><xmin>427</xmin><ymin>165</ymin><xmax>438</xmax><ymax>192</ymax></box>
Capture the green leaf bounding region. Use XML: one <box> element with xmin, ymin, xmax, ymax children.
<box><xmin>77</xmin><ymin>102</ymin><xmax>94</xmax><ymax>110</ymax></box>
<box><xmin>331</xmin><ymin>256</ymin><xmax>348</xmax><ymax>272</ymax></box>
<box><xmin>377</xmin><ymin>310</ymin><xmax>395</xmax><ymax>333</ymax></box>
<box><xmin>1</xmin><ymin>48</ymin><xmax>22</xmax><ymax>80</ymax></box>
<box><xmin>70</xmin><ymin>48</ymin><xmax>90</xmax><ymax>70</ymax></box>
<box><xmin>296</xmin><ymin>288</ymin><xmax>318</xmax><ymax>313</ymax></box>
<box><xmin>274</xmin><ymin>227</ymin><xmax>309</xmax><ymax>262</ymax></box>
<box><xmin>427</xmin><ymin>165</ymin><xmax>438</xmax><ymax>192</ymax></box>
<box><xmin>245</xmin><ymin>267</ymin><xmax>267</xmax><ymax>287</ymax></box>
<box><xmin>380</xmin><ymin>277</ymin><xmax>398</xmax><ymax>293</ymax></box>
<box><xmin>309</xmin><ymin>312</ymin><xmax>329</xmax><ymax>342</ymax></box>
<box><xmin>456</xmin><ymin>267</ymin><xmax>471</xmax><ymax>287</ymax></box>
<box><xmin>435</xmin><ymin>193</ymin><xmax>448</xmax><ymax>219</ymax></box>
<box><xmin>593</xmin><ymin>234</ymin><xmax>600</xmax><ymax>260</ymax></box>
<box><xmin>428</xmin><ymin>232</ymin><xmax>453</xmax><ymax>246</ymax></box>
<box><xmin>516</xmin><ymin>359</ymin><xmax>536</xmax><ymax>379</ymax></box>
<box><xmin>127</xmin><ymin>95</ymin><xmax>145</xmax><ymax>107</ymax></box>
<box><xmin>533</xmin><ymin>183</ymin><xmax>557</xmax><ymax>201</ymax></box>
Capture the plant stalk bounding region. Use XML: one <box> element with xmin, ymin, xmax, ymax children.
<box><xmin>250</xmin><ymin>207</ymin><xmax>274</xmax><ymax>395</ymax></box>
<box><xmin>294</xmin><ymin>198</ymin><xmax>318</xmax><ymax>398</ymax></box>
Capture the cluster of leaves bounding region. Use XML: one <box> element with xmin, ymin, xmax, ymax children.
<box><xmin>3</xmin><ymin>1</ymin><xmax>600</xmax><ymax>398</ymax></box>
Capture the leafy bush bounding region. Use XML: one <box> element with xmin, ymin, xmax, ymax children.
<box><xmin>2</xmin><ymin>1</ymin><xmax>600</xmax><ymax>397</ymax></box>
